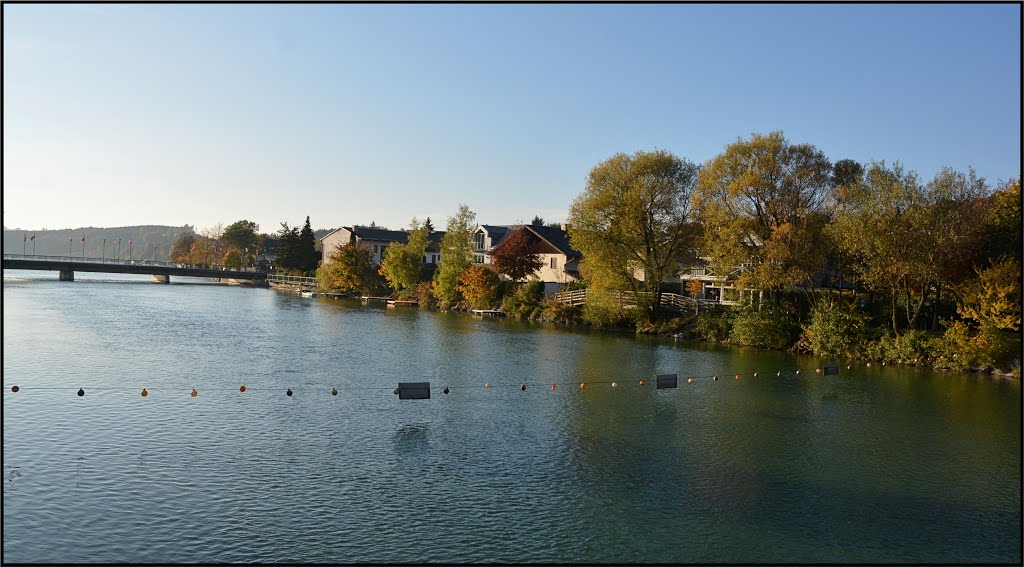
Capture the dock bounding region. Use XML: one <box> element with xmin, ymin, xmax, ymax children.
<box><xmin>360</xmin><ymin>296</ymin><xmax>391</xmax><ymax>303</ymax></box>
<box><xmin>387</xmin><ymin>300</ymin><xmax>419</xmax><ymax>308</ymax></box>
<box><xmin>471</xmin><ymin>309</ymin><xmax>504</xmax><ymax>317</ymax></box>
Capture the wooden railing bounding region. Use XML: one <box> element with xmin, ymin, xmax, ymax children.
<box><xmin>551</xmin><ymin>288</ymin><xmax>715</xmax><ymax>313</ymax></box>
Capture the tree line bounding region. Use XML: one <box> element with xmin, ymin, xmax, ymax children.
<box><xmin>316</xmin><ymin>130</ymin><xmax>1020</xmax><ymax>374</ymax></box>
<box><xmin>169</xmin><ymin>216</ymin><xmax>326</xmax><ymax>274</ymax></box>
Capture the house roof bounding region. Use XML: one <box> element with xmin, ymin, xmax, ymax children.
<box><xmin>524</xmin><ymin>225</ymin><xmax>581</xmax><ymax>258</ymax></box>
<box><xmin>488</xmin><ymin>224</ymin><xmax>581</xmax><ymax>259</ymax></box>
<box><xmin>349</xmin><ymin>226</ymin><xmax>410</xmax><ymax>242</ymax></box>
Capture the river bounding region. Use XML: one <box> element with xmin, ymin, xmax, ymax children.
<box><xmin>3</xmin><ymin>270</ymin><xmax>1020</xmax><ymax>563</ymax></box>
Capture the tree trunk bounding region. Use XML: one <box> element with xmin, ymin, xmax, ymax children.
<box><xmin>891</xmin><ymin>290</ymin><xmax>899</xmax><ymax>334</ymax></box>
<box><xmin>932</xmin><ymin>283</ymin><xmax>941</xmax><ymax>330</ymax></box>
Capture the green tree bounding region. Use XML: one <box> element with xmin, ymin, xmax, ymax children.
<box><xmin>298</xmin><ymin>216</ymin><xmax>318</xmax><ymax>273</ymax></box>
<box><xmin>275</xmin><ymin>222</ymin><xmax>302</xmax><ymax>273</ymax></box>
<box><xmin>433</xmin><ymin>204</ymin><xmax>476</xmax><ymax>309</ymax></box>
<box><xmin>568</xmin><ymin>149</ymin><xmax>700</xmax><ymax>323</ymax></box>
<box><xmin>379</xmin><ymin>218</ymin><xmax>430</xmax><ymax>294</ymax></box>
<box><xmin>221</xmin><ymin>220</ymin><xmax>259</xmax><ymax>252</ymax></box>
<box><xmin>316</xmin><ymin>242</ymin><xmax>380</xmax><ymax>294</ymax></box>
<box><xmin>694</xmin><ymin>131</ymin><xmax>834</xmax><ymax>294</ymax></box>
<box><xmin>490</xmin><ymin>228</ymin><xmax>543</xmax><ymax>282</ymax></box>
<box><xmin>531</xmin><ymin>215</ymin><xmax>545</xmax><ymax>226</ymax></box>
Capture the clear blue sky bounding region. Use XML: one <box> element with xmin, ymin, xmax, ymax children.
<box><xmin>3</xmin><ymin>3</ymin><xmax>1020</xmax><ymax>233</ymax></box>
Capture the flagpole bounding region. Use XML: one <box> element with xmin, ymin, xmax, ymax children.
<box><xmin>69</xmin><ymin>237</ymin><xmax>72</xmax><ymax>259</ymax></box>
<box><xmin>32</xmin><ymin>234</ymin><xmax>36</xmax><ymax>256</ymax></box>
<box><xmin>23</xmin><ymin>234</ymin><xmax>26</xmax><ymax>256</ymax></box>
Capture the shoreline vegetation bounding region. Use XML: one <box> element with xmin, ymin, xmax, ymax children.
<box><xmin>168</xmin><ymin>131</ymin><xmax>1019</xmax><ymax>379</ymax></box>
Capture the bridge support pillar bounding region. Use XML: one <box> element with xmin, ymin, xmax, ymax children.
<box><xmin>59</xmin><ymin>270</ymin><xmax>74</xmax><ymax>281</ymax></box>
<box><xmin>151</xmin><ymin>274</ymin><xmax>170</xmax><ymax>284</ymax></box>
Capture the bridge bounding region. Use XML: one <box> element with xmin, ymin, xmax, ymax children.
<box><xmin>2</xmin><ymin>254</ymin><xmax>268</xmax><ymax>284</ymax></box>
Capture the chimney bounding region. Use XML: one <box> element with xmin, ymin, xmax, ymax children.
<box><xmin>560</xmin><ymin>223</ymin><xmax>570</xmax><ymax>232</ymax></box>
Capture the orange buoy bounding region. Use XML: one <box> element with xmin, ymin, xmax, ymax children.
<box><xmin>639</xmin><ymin>380</ymin><xmax>646</xmax><ymax>386</ymax></box>
<box><xmin>551</xmin><ymin>384</ymin><xmax>557</xmax><ymax>391</ymax></box>
<box><xmin>191</xmin><ymin>389</ymin><xmax>198</xmax><ymax>397</ymax></box>
<box><xmin>141</xmin><ymin>389</ymin><xmax>148</xmax><ymax>397</ymax></box>
<box><xmin>239</xmin><ymin>385</ymin><xmax>247</xmax><ymax>392</ymax></box>
<box><xmin>735</xmin><ymin>375</ymin><xmax>740</xmax><ymax>380</ymax></box>
<box><xmin>11</xmin><ymin>386</ymin><xmax>19</xmax><ymax>393</ymax></box>
<box><xmin>580</xmin><ymin>383</ymin><xmax>586</xmax><ymax>389</ymax></box>
<box><xmin>485</xmin><ymin>383</ymin><xmax>491</xmax><ymax>389</ymax></box>
<box><xmin>816</xmin><ymin>368</ymin><xmax>821</xmax><ymax>373</ymax></box>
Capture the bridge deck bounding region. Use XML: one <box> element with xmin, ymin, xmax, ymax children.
<box><xmin>3</xmin><ymin>255</ymin><xmax>266</xmax><ymax>281</ymax></box>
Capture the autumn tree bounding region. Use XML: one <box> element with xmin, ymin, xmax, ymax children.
<box><xmin>957</xmin><ymin>257</ymin><xmax>1021</xmax><ymax>332</ymax></box>
<box><xmin>568</xmin><ymin>149</ymin><xmax>700</xmax><ymax>322</ymax></box>
<box><xmin>457</xmin><ymin>265</ymin><xmax>502</xmax><ymax>310</ymax></box>
<box><xmin>694</xmin><ymin>131</ymin><xmax>834</xmax><ymax>295</ymax></box>
<box><xmin>433</xmin><ymin>204</ymin><xmax>477</xmax><ymax>309</ymax></box>
<box><xmin>170</xmin><ymin>233</ymin><xmax>197</xmax><ymax>264</ymax></box>
<box><xmin>490</xmin><ymin>228</ymin><xmax>543</xmax><ymax>282</ymax></box>
<box><xmin>979</xmin><ymin>179</ymin><xmax>1021</xmax><ymax>264</ymax></box>
<box><xmin>829</xmin><ymin>162</ymin><xmax>935</xmax><ymax>333</ymax></box>
<box><xmin>379</xmin><ymin>218</ymin><xmax>430</xmax><ymax>294</ymax></box>
<box><xmin>316</xmin><ymin>242</ymin><xmax>380</xmax><ymax>295</ymax></box>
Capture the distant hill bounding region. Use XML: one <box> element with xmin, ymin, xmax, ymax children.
<box><xmin>3</xmin><ymin>225</ymin><xmax>195</xmax><ymax>262</ymax></box>
<box><xmin>4</xmin><ymin>225</ymin><xmax>341</xmax><ymax>261</ymax></box>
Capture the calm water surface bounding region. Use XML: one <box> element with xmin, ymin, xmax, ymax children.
<box><xmin>3</xmin><ymin>271</ymin><xmax>1020</xmax><ymax>563</ymax></box>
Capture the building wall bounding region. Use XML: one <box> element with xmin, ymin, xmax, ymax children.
<box><xmin>320</xmin><ymin>229</ymin><xmax>354</xmax><ymax>265</ymax></box>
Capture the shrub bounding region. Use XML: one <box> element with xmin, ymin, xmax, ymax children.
<box><xmin>501</xmin><ymin>280</ymin><xmax>545</xmax><ymax>320</ymax></box>
<box><xmin>541</xmin><ymin>298</ymin><xmax>582</xmax><ymax>324</ymax></box>
<box><xmin>728</xmin><ymin>302</ymin><xmax>800</xmax><ymax>350</ymax></box>
<box><xmin>694</xmin><ymin>305</ymin><xmax>736</xmax><ymax>342</ymax></box>
<box><xmin>796</xmin><ymin>300</ymin><xmax>871</xmax><ymax>357</ymax></box>
<box><xmin>864</xmin><ymin>330</ymin><xmax>935</xmax><ymax>364</ymax></box>
<box><xmin>416</xmin><ymin>281</ymin><xmax>437</xmax><ymax>309</ymax></box>
<box><xmin>932</xmin><ymin>321</ymin><xmax>1013</xmax><ymax>369</ymax></box>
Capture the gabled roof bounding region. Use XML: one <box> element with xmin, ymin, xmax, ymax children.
<box><xmin>350</xmin><ymin>226</ymin><xmax>410</xmax><ymax>242</ymax></box>
<box><xmin>524</xmin><ymin>225</ymin><xmax>581</xmax><ymax>258</ymax></box>
<box><xmin>488</xmin><ymin>225</ymin><xmax>581</xmax><ymax>259</ymax></box>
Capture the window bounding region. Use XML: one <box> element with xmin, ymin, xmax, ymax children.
<box><xmin>550</xmin><ymin>257</ymin><xmax>557</xmax><ymax>269</ymax></box>
<box><xmin>473</xmin><ymin>232</ymin><xmax>485</xmax><ymax>250</ymax></box>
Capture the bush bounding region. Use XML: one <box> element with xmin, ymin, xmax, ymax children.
<box><xmin>863</xmin><ymin>329</ymin><xmax>935</xmax><ymax>364</ymax></box>
<box><xmin>694</xmin><ymin>305</ymin><xmax>736</xmax><ymax>342</ymax></box>
<box><xmin>932</xmin><ymin>321</ymin><xmax>1013</xmax><ymax>369</ymax></box>
<box><xmin>796</xmin><ymin>300</ymin><xmax>871</xmax><ymax>357</ymax></box>
<box><xmin>541</xmin><ymin>299</ymin><xmax>582</xmax><ymax>324</ymax></box>
<box><xmin>728</xmin><ymin>302</ymin><xmax>800</xmax><ymax>350</ymax></box>
<box><xmin>501</xmin><ymin>280</ymin><xmax>545</xmax><ymax>320</ymax></box>
<box><xmin>416</xmin><ymin>281</ymin><xmax>437</xmax><ymax>309</ymax></box>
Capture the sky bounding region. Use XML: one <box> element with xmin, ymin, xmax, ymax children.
<box><xmin>3</xmin><ymin>3</ymin><xmax>1020</xmax><ymax>234</ymax></box>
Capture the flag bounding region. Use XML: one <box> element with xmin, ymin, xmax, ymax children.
<box><xmin>129</xmin><ymin>239</ymin><xmax>132</xmax><ymax>245</ymax></box>
<box><xmin>24</xmin><ymin>234</ymin><xmax>26</xmax><ymax>242</ymax></box>
<box><xmin>81</xmin><ymin>236</ymin><xmax>85</xmax><ymax>243</ymax></box>
<box><xmin>30</xmin><ymin>234</ymin><xmax>35</xmax><ymax>241</ymax></box>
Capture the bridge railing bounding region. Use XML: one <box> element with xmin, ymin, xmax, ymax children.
<box><xmin>3</xmin><ymin>254</ymin><xmax>260</xmax><ymax>273</ymax></box>
<box><xmin>267</xmin><ymin>274</ymin><xmax>319</xmax><ymax>286</ymax></box>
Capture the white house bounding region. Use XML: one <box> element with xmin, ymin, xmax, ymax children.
<box><xmin>486</xmin><ymin>224</ymin><xmax>581</xmax><ymax>294</ymax></box>
<box><xmin>320</xmin><ymin>226</ymin><xmax>445</xmax><ymax>267</ymax></box>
